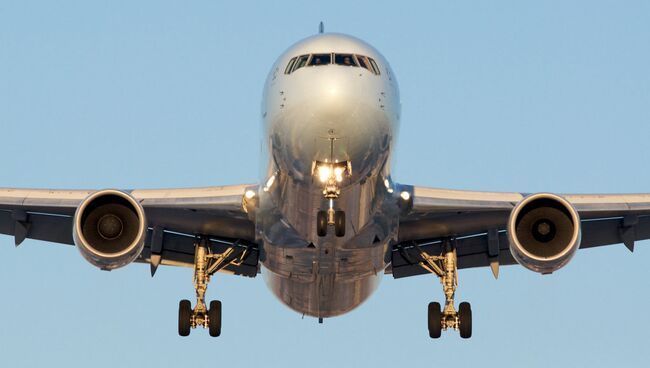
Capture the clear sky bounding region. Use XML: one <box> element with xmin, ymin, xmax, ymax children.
<box><xmin>1</xmin><ymin>1</ymin><xmax>649</xmax><ymax>367</ymax></box>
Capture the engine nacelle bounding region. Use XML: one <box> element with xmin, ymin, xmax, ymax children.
<box><xmin>507</xmin><ymin>193</ymin><xmax>581</xmax><ymax>274</ymax></box>
<box><xmin>73</xmin><ymin>189</ymin><xmax>147</xmax><ymax>270</ymax></box>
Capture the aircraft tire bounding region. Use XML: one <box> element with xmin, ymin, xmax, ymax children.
<box><xmin>178</xmin><ymin>299</ymin><xmax>192</xmax><ymax>337</ymax></box>
<box><xmin>208</xmin><ymin>300</ymin><xmax>222</xmax><ymax>337</ymax></box>
<box><xmin>458</xmin><ymin>302</ymin><xmax>472</xmax><ymax>339</ymax></box>
<box><xmin>334</xmin><ymin>211</ymin><xmax>345</xmax><ymax>237</ymax></box>
<box><xmin>428</xmin><ymin>302</ymin><xmax>442</xmax><ymax>338</ymax></box>
<box><xmin>317</xmin><ymin>211</ymin><xmax>328</xmax><ymax>237</ymax></box>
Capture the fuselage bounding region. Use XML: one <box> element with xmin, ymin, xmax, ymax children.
<box><xmin>256</xmin><ymin>33</ymin><xmax>402</xmax><ymax>319</ymax></box>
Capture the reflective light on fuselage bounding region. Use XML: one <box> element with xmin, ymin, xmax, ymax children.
<box><xmin>327</xmin><ymin>84</ymin><xmax>339</xmax><ymax>97</ymax></box>
<box><xmin>263</xmin><ymin>175</ymin><xmax>276</xmax><ymax>192</ymax></box>
<box><xmin>384</xmin><ymin>178</ymin><xmax>394</xmax><ymax>193</ymax></box>
<box><xmin>245</xmin><ymin>190</ymin><xmax>256</xmax><ymax>199</ymax></box>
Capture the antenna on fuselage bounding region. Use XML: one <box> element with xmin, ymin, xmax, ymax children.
<box><xmin>319</xmin><ymin>21</ymin><xmax>324</xmax><ymax>34</ymax></box>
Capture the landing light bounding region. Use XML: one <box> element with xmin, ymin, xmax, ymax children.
<box><xmin>400</xmin><ymin>191</ymin><xmax>411</xmax><ymax>201</ymax></box>
<box><xmin>334</xmin><ymin>167</ymin><xmax>345</xmax><ymax>182</ymax></box>
<box><xmin>245</xmin><ymin>190</ymin><xmax>256</xmax><ymax>199</ymax></box>
<box><xmin>318</xmin><ymin>166</ymin><xmax>331</xmax><ymax>183</ymax></box>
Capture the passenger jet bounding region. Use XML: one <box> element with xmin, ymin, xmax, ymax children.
<box><xmin>2</xmin><ymin>29</ymin><xmax>649</xmax><ymax>339</ymax></box>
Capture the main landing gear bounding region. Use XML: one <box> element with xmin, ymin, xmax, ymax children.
<box><xmin>178</xmin><ymin>239</ymin><xmax>241</xmax><ymax>337</ymax></box>
<box><xmin>420</xmin><ymin>240</ymin><xmax>472</xmax><ymax>339</ymax></box>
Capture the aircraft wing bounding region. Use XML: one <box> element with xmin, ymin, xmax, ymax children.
<box><xmin>391</xmin><ymin>185</ymin><xmax>650</xmax><ymax>278</ymax></box>
<box><xmin>0</xmin><ymin>185</ymin><xmax>259</xmax><ymax>276</ymax></box>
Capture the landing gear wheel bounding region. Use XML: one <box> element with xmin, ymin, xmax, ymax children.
<box><xmin>458</xmin><ymin>302</ymin><xmax>472</xmax><ymax>339</ymax></box>
<box><xmin>178</xmin><ymin>299</ymin><xmax>192</xmax><ymax>337</ymax></box>
<box><xmin>427</xmin><ymin>302</ymin><xmax>442</xmax><ymax>338</ymax></box>
<box><xmin>317</xmin><ymin>210</ymin><xmax>328</xmax><ymax>237</ymax></box>
<box><xmin>208</xmin><ymin>300</ymin><xmax>222</xmax><ymax>337</ymax></box>
<box><xmin>334</xmin><ymin>210</ymin><xmax>345</xmax><ymax>237</ymax></box>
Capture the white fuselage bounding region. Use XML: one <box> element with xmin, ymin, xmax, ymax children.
<box><xmin>257</xmin><ymin>33</ymin><xmax>401</xmax><ymax>318</ymax></box>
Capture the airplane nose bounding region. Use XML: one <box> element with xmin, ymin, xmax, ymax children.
<box><xmin>273</xmin><ymin>68</ymin><xmax>393</xmax><ymax>182</ymax></box>
<box><xmin>310</xmin><ymin>70</ymin><xmax>378</xmax><ymax>124</ymax></box>
<box><xmin>294</xmin><ymin>69</ymin><xmax>389</xmax><ymax>140</ymax></box>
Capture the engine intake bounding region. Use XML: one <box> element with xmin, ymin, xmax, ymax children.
<box><xmin>507</xmin><ymin>193</ymin><xmax>581</xmax><ymax>274</ymax></box>
<box><xmin>73</xmin><ymin>190</ymin><xmax>147</xmax><ymax>270</ymax></box>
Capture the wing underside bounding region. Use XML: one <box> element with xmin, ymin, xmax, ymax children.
<box><xmin>0</xmin><ymin>185</ymin><xmax>260</xmax><ymax>276</ymax></box>
<box><xmin>392</xmin><ymin>185</ymin><xmax>650</xmax><ymax>278</ymax></box>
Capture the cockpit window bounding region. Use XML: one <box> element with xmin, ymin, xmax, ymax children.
<box><xmin>284</xmin><ymin>53</ymin><xmax>380</xmax><ymax>75</ymax></box>
<box><xmin>334</xmin><ymin>53</ymin><xmax>358</xmax><ymax>67</ymax></box>
<box><xmin>284</xmin><ymin>57</ymin><xmax>297</xmax><ymax>74</ymax></box>
<box><xmin>293</xmin><ymin>54</ymin><xmax>310</xmax><ymax>72</ymax></box>
<box><xmin>356</xmin><ymin>55</ymin><xmax>370</xmax><ymax>71</ymax></box>
<box><xmin>368</xmin><ymin>58</ymin><xmax>381</xmax><ymax>75</ymax></box>
<box><xmin>309</xmin><ymin>53</ymin><xmax>332</xmax><ymax>66</ymax></box>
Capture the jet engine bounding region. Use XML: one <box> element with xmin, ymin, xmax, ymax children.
<box><xmin>73</xmin><ymin>189</ymin><xmax>147</xmax><ymax>270</ymax></box>
<box><xmin>507</xmin><ymin>193</ymin><xmax>581</xmax><ymax>274</ymax></box>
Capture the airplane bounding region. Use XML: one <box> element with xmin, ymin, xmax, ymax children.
<box><xmin>2</xmin><ymin>26</ymin><xmax>650</xmax><ymax>339</ymax></box>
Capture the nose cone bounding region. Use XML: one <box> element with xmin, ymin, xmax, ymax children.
<box><xmin>272</xmin><ymin>68</ymin><xmax>393</xmax><ymax>182</ymax></box>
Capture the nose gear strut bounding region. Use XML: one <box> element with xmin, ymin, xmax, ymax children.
<box><xmin>419</xmin><ymin>239</ymin><xmax>472</xmax><ymax>339</ymax></box>
<box><xmin>313</xmin><ymin>138</ymin><xmax>350</xmax><ymax>238</ymax></box>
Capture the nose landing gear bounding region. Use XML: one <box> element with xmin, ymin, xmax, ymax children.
<box><xmin>420</xmin><ymin>240</ymin><xmax>472</xmax><ymax>339</ymax></box>
<box><xmin>312</xmin><ymin>138</ymin><xmax>351</xmax><ymax>238</ymax></box>
<box><xmin>333</xmin><ymin>209</ymin><xmax>345</xmax><ymax>237</ymax></box>
<box><xmin>316</xmin><ymin>205</ymin><xmax>346</xmax><ymax>237</ymax></box>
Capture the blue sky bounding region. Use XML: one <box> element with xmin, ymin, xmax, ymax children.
<box><xmin>1</xmin><ymin>1</ymin><xmax>649</xmax><ymax>366</ymax></box>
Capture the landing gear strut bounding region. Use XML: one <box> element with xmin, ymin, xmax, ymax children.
<box><xmin>420</xmin><ymin>240</ymin><xmax>472</xmax><ymax>339</ymax></box>
<box><xmin>313</xmin><ymin>138</ymin><xmax>351</xmax><ymax>238</ymax></box>
<box><xmin>178</xmin><ymin>239</ymin><xmax>242</xmax><ymax>337</ymax></box>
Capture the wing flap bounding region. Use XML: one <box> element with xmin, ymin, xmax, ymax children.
<box><xmin>0</xmin><ymin>210</ymin><xmax>74</xmax><ymax>246</ymax></box>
